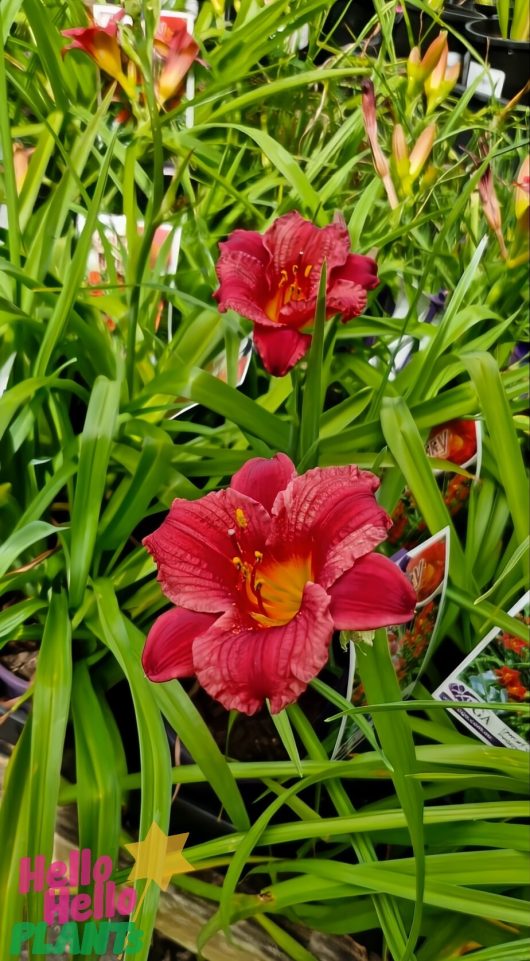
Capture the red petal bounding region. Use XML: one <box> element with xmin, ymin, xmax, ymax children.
<box><xmin>270</xmin><ymin>466</ymin><xmax>391</xmax><ymax>588</ymax></box>
<box><xmin>331</xmin><ymin>253</ymin><xmax>379</xmax><ymax>291</ymax></box>
<box><xmin>277</xmin><ymin>298</ymin><xmax>318</xmax><ymax>328</ymax></box>
<box><xmin>230</xmin><ymin>454</ymin><xmax>296</xmax><ymax>514</ymax></box>
<box><xmin>218</xmin><ymin>229</ymin><xmax>270</xmax><ymax>266</ymax></box>
<box><xmin>253</xmin><ymin>324</ymin><xmax>311</xmax><ymax>376</ymax></box>
<box><xmin>263</xmin><ymin>212</ymin><xmax>350</xmax><ymax>296</ymax></box>
<box><xmin>142</xmin><ymin>607</ymin><xmax>216</xmax><ymax>681</ymax></box>
<box><xmin>192</xmin><ymin>582</ymin><xmax>334</xmax><ymax>715</ymax></box>
<box><xmin>143</xmin><ymin>489</ymin><xmax>270</xmax><ymax>612</ymax></box>
<box><xmin>326</xmin><ymin>281</ymin><xmax>368</xmax><ymax>322</ymax></box>
<box><xmin>213</xmin><ymin>247</ymin><xmax>272</xmax><ymax>326</ymax></box>
<box><xmin>329</xmin><ymin>553</ymin><xmax>417</xmax><ymax>630</ymax></box>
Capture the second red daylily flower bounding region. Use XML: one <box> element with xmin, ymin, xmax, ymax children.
<box><xmin>213</xmin><ymin>212</ymin><xmax>379</xmax><ymax>376</ymax></box>
<box><xmin>155</xmin><ymin>17</ymin><xmax>199</xmax><ymax>105</ymax></box>
<box><xmin>62</xmin><ymin>15</ymin><xmax>132</xmax><ymax>92</ymax></box>
<box><xmin>142</xmin><ymin>455</ymin><xmax>416</xmax><ymax>715</ymax></box>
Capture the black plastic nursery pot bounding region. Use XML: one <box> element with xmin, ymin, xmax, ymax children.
<box><xmin>465</xmin><ymin>17</ymin><xmax>530</xmax><ymax>105</ymax></box>
<box><xmin>323</xmin><ymin>0</ymin><xmax>376</xmax><ymax>47</ymax></box>
<box><xmin>473</xmin><ymin>0</ymin><xmax>497</xmax><ymax>16</ymax></box>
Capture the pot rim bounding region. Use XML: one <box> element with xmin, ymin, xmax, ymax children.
<box><xmin>465</xmin><ymin>17</ymin><xmax>530</xmax><ymax>49</ymax></box>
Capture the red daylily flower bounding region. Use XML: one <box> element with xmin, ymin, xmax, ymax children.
<box><xmin>62</xmin><ymin>17</ymin><xmax>126</xmax><ymax>86</ymax></box>
<box><xmin>142</xmin><ymin>455</ymin><xmax>416</xmax><ymax>715</ymax></box>
<box><xmin>155</xmin><ymin>18</ymin><xmax>199</xmax><ymax>105</ymax></box>
<box><xmin>213</xmin><ymin>212</ymin><xmax>379</xmax><ymax>376</ymax></box>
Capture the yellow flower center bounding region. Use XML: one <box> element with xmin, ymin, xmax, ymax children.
<box><xmin>265</xmin><ymin>259</ymin><xmax>313</xmax><ymax>322</ymax></box>
<box><xmin>232</xmin><ymin>549</ymin><xmax>313</xmax><ymax>628</ymax></box>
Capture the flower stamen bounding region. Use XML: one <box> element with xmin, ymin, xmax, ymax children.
<box><xmin>235</xmin><ymin>507</ymin><xmax>248</xmax><ymax>528</ymax></box>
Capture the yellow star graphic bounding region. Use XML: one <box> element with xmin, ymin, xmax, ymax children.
<box><xmin>125</xmin><ymin>821</ymin><xmax>194</xmax><ymax>892</ymax></box>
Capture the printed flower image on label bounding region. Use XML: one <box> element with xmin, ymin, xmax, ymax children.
<box><xmin>388</xmin><ymin>420</ymin><xmax>482</xmax><ymax>551</ymax></box>
<box><xmin>434</xmin><ymin>592</ymin><xmax>530</xmax><ymax>751</ymax></box>
<box><xmin>425</xmin><ymin>418</ymin><xmax>479</xmax><ymax>470</ymax></box>
<box><xmin>77</xmin><ymin>214</ymin><xmax>181</xmax><ymax>334</ymax></box>
<box><xmin>337</xmin><ymin>529</ymin><xmax>450</xmax><ymax>755</ymax></box>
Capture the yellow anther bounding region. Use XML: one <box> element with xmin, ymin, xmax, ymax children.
<box><xmin>279</xmin><ymin>269</ymin><xmax>289</xmax><ymax>287</ymax></box>
<box><xmin>254</xmin><ymin>550</ymin><xmax>263</xmax><ymax>562</ymax></box>
<box><xmin>235</xmin><ymin>507</ymin><xmax>248</xmax><ymax>528</ymax></box>
<box><xmin>304</xmin><ymin>264</ymin><xmax>313</xmax><ymax>278</ymax></box>
<box><xmin>232</xmin><ymin>556</ymin><xmax>243</xmax><ymax>569</ymax></box>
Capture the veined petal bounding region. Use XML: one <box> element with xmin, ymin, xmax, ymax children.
<box><xmin>263</xmin><ymin>212</ymin><xmax>350</xmax><ymax>295</ymax></box>
<box><xmin>192</xmin><ymin>582</ymin><xmax>334</xmax><ymax>715</ymax></box>
<box><xmin>326</xmin><ymin>281</ymin><xmax>368</xmax><ymax>322</ymax></box>
<box><xmin>330</xmin><ymin>253</ymin><xmax>379</xmax><ymax>291</ymax></box>
<box><xmin>253</xmin><ymin>324</ymin><xmax>311</xmax><ymax>376</ymax></box>
<box><xmin>218</xmin><ymin>229</ymin><xmax>270</xmax><ymax>266</ymax></box>
<box><xmin>277</xmin><ymin>298</ymin><xmax>318</xmax><ymax>329</ymax></box>
<box><xmin>270</xmin><ymin>465</ymin><xmax>391</xmax><ymax>588</ymax></box>
<box><xmin>329</xmin><ymin>553</ymin><xmax>417</xmax><ymax>629</ymax></box>
<box><xmin>143</xmin><ymin>489</ymin><xmax>270</xmax><ymax>612</ymax></box>
<box><xmin>214</xmin><ymin>248</ymin><xmax>273</xmax><ymax>326</ymax></box>
<box><xmin>230</xmin><ymin>454</ymin><xmax>296</xmax><ymax>514</ymax></box>
<box><xmin>142</xmin><ymin>607</ymin><xmax>216</xmax><ymax>681</ymax></box>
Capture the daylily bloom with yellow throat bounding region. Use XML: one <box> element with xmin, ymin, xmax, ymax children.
<box><xmin>214</xmin><ymin>211</ymin><xmax>379</xmax><ymax>376</ymax></box>
<box><xmin>142</xmin><ymin>456</ymin><xmax>416</xmax><ymax>715</ymax></box>
<box><xmin>62</xmin><ymin>13</ymin><xmax>135</xmax><ymax>97</ymax></box>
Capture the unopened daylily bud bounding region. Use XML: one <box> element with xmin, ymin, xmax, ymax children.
<box><xmin>409</xmin><ymin>124</ymin><xmax>437</xmax><ymax>179</ymax></box>
<box><xmin>421</xmin><ymin>31</ymin><xmax>448</xmax><ymax>78</ymax></box>
<box><xmin>478</xmin><ymin>160</ymin><xmax>507</xmax><ymax>258</ymax></box>
<box><xmin>406</xmin><ymin>46</ymin><xmax>422</xmax><ymax>96</ymax></box>
<box><xmin>361</xmin><ymin>79</ymin><xmax>399</xmax><ymax>209</ymax></box>
<box><xmin>514</xmin><ymin>156</ymin><xmax>530</xmax><ymax>224</ymax></box>
<box><xmin>13</xmin><ymin>143</ymin><xmax>34</xmax><ymax>193</ymax></box>
<box><xmin>407</xmin><ymin>31</ymin><xmax>448</xmax><ymax>97</ymax></box>
<box><xmin>425</xmin><ymin>44</ymin><xmax>460</xmax><ymax>112</ymax></box>
<box><xmin>392</xmin><ymin>124</ymin><xmax>410</xmax><ymax>181</ymax></box>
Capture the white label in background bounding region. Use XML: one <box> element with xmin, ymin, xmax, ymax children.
<box><xmin>447</xmin><ymin>51</ymin><xmax>462</xmax><ymax>70</ymax></box>
<box><xmin>466</xmin><ymin>60</ymin><xmax>506</xmax><ymax>99</ymax></box>
<box><xmin>92</xmin><ymin>4</ymin><xmax>133</xmax><ymax>26</ymax></box>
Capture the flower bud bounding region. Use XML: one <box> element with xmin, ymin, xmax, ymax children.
<box><xmin>425</xmin><ymin>44</ymin><xmax>460</xmax><ymax>112</ymax></box>
<box><xmin>514</xmin><ymin>156</ymin><xmax>530</xmax><ymax>224</ymax></box>
<box><xmin>361</xmin><ymin>80</ymin><xmax>399</xmax><ymax>209</ymax></box>
<box><xmin>478</xmin><ymin>158</ymin><xmax>507</xmax><ymax>258</ymax></box>
<box><xmin>13</xmin><ymin>143</ymin><xmax>34</xmax><ymax>193</ymax></box>
<box><xmin>392</xmin><ymin>124</ymin><xmax>410</xmax><ymax>181</ymax></box>
<box><xmin>409</xmin><ymin>124</ymin><xmax>437</xmax><ymax>180</ymax></box>
<box><xmin>420</xmin><ymin>31</ymin><xmax>448</xmax><ymax>78</ymax></box>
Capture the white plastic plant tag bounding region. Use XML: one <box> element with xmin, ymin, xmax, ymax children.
<box><xmin>77</xmin><ymin>213</ymin><xmax>181</xmax><ymax>334</ymax></box>
<box><xmin>466</xmin><ymin>60</ymin><xmax>506</xmax><ymax>99</ymax></box>
<box><xmin>434</xmin><ymin>592</ymin><xmax>530</xmax><ymax>751</ymax></box>
<box><xmin>92</xmin><ymin>4</ymin><xmax>133</xmax><ymax>26</ymax></box>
